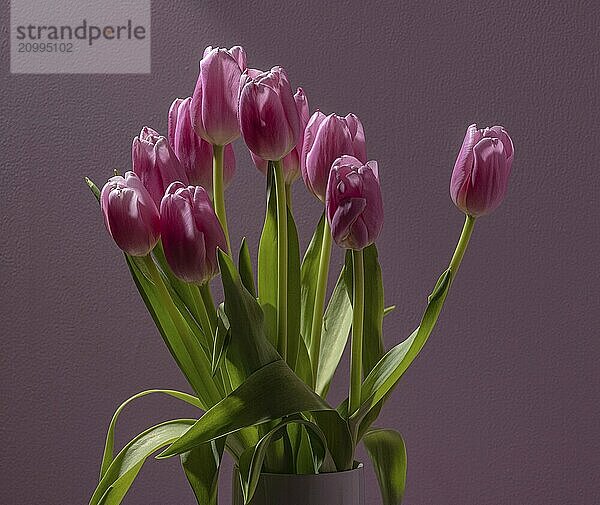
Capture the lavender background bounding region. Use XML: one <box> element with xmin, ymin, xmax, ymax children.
<box><xmin>1</xmin><ymin>1</ymin><xmax>599</xmax><ymax>504</ymax></box>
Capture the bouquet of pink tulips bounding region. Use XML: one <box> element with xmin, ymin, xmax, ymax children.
<box><xmin>86</xmin><ymin>45</ymin><xmax>514</xmax><ymax>505</ymax></box>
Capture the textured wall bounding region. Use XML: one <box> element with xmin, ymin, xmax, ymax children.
<box><xmin>1</xmin><ymin>1</ymin><xmax>599</xmax><ymax>503</ymax></box>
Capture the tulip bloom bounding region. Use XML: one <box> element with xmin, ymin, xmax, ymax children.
<box><xmin>302</xmin><ymin>112</ymin><xmax>366</xmax><ymax>202</ymax></box>
<box><xmin>326</xmin><ymin>155</ymin><xmax>383</xmax><ymax>250</ymax></box>
<box><xmin>160</xmin><ymin>182</ymin><xmax>227</xmax><ymax>284</ymax></box>
<box><xmin>250</xmin><ymin>87</ymin><xmax>309</xmax><ymax>183</ymax></box>
<box><xmin>239</xmin><ymin>66</ymin><xmax>301</xmax><ymax>161</ymax></box>
<box><xmin>168</xmin><ymin>97</ymin><xmax>236</xmax><ymax>192</ymax></box>
<box><xmin>450</xmin><ymin>124</ymin><xmax>514</xmax><ymax>217</ymax></box>
<box><xmin>100</xmin><ymin>172</ymin><xmax>160</xmax><ymax>256</ymax></box>
<box><xmin>132</xmin><ymin>127</ymin><xmax>188</xmax><ymax>206</ymax></box>
<box><xmin>191</xmin><ymin>46</ymin><xmax>247</xmax><ymax>146</ymax></box>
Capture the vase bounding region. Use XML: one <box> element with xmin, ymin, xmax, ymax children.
<box><xmin>232</xmin><ymin>464</ymin><xmax>365</xmax><ymax>505</ymax></box>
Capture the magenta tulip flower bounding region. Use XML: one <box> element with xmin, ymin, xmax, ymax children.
<box><xmin>168</xmin><ymin>97</ymin><xmax>236</xmax><ymax>192</ymax></box>
<box><xmin>326</xmin><ymin>155</ymin><xmax>383</xmax><ymax>250</ymax></box>
<box><xmin>250</xmin><ymin>87</ymin><xmax>309</xmax><ymax>183</ymax></box>
<box><xmin>450</xmin><ymin>124</ymin><xmax>514</xmax><ymax>217</ymax></box>
<box><xmin>132</xmin><ymin>127</ymin><xmax>188</xmax><ymax>206</ymax></box>
<box><xmin>191</xmin><ymin>46</ymin><xmax>247</xmax><ymax>146</ymax></box>
<box><xmin>160</xmin><ymin>182</ymin><xmax>227</xmax><ymax>284</ymax></box>
<box><xmin>301</xmin><ymin>112</ymin><xmax>366</xmax><ymax>202</ymax></box>
<box><xmin>100</xmin><ymin>172</ymin><xmax>160</xmax><ymax>256</ymax></box>
<box><xmin>239</xmin><ymin>66</ymin><xmax>301</xmax><ymax>161</ymax></box>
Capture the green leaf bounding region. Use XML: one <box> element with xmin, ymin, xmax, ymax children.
<box><xmin>181</xmin><ymin>437</ymin><xmax>226</xmax><ymax>505</ymax></box>
<box><xmin>100</xmin><ymin>389</ymin><xmax>203</xmax><ymax>479</ymax></box>
<box><xmin>85</xmin><ymin>177</ymin><xmax>101</xmax><ymax>200</ymax></box>
<box><xmin>352</xmin><ymin>269</ymin><xmax>452</xmax><ymax>423</ymax></box>
<box><xmin>238</xmin><ymin>418</ymin><xmax>332</xmax><ymax>504</ymax></box>
<box><xmin>218</xmin><ymin>250</ymin><xmax>280</xmax><ymax>389</ymax></box>
<box><xmin>257</xmin><ymin>163</ymin><xmax>278</xmax><ymax>348</ymax></box>
<box><xmin>363</xmin><ymin>428</ymin><xmax>407</xmax><ymax>505</ymax></box>
<box><xmin>211</xmin><ymin>303</ymin><xmax>231</xmax><ymax>376</ymax></box>
<box><xmin>315</xmin><ymin>266</ymin><xmax>352</xmax><ymax>397</ymax></box>
<box><xmin>384</xmin><ymin>305</ymin><xmax>396</xmax><ymax>317</ymax></box>
<box><xmin>311</xmin><ymin>410</ymin><xmax>354</xmax><ymax>471</ymax></box>
<box><xmin>294</xmin><ymin>333</ymin><xmax>314</xmax><ymax>387</ymax></box>
<box><xmin>300</xmin><ymin>213</ymin><xmax>325</xmax><ymax>349</ymax></box>
<box><xmin>157</xmin><ymin>360</ymin><xmax>336</xmax><ymax>458</ymax></box>
<box><xmin>238</xmin><ymin>237</ymin><xmax>256</xmax><ymax>298</ymax></box>
<box><xmin>286</xmin><ymin>205</ymin><xmax>302</xmax><ymax>372</ymax></box>
<box><xmin>89</xmin><ymin>419</ymin><xmax>195</xmax><ymax>505</ymax></box>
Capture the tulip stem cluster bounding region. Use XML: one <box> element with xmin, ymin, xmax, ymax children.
<box><xmin>309</xmin><ymin>219</ymin><xmax>332</xmax><ymax>379</ymax></box>
<box><xmin>213</xmin><ymin>144</ymin><xmax>231</xmax><ymax>252</ymax></box>
<box><xmin>274</xmin><ymin>160</ymin><xmax>288</xmax><ymax>360</ymax></box>
<box><xmin>449</xmin><ymin>215</ymin><xmax>476</xmax><ymax>277</ymax></box>
<box><xmin>349</xmin><ymin>249</ymin><xmax>365</xmax><ymax>415</ymax></box>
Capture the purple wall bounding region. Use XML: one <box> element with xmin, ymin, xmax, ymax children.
<box><xmin>1</xmin><ymin>1</ymin><xmax>599</xmax><ymax>503</ymax></box>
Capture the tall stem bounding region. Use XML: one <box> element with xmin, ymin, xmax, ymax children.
<box><xmin>274</xmin><ymin>159</ymin><xmax>288</xmax><ymax>360</ymax></box>
<box><xmin>349</xmin><ymin>249</ymin><xmax>364</xmax><ymax>415</ymax></box>
<box><xmin>189</xmin><ymin>285</ymin><xmax>214</xmax><ymax>343</ymax></box>
<box><xmin>285</xmin><ymin>181</ymin><xmax>293</xmax><ymax>210</ymax></box>
<box><xmin>141</xmin><ymin>255</ymin><xmax>222</xmax><ymax>405</ymax></box>
<box><xmin>449</xmin><ymin>215</ymin><xmax>476</xmax><ymax>277</ymax></box>
<box><xmin>199</xmin><ymin>283</ymin><xmax>217</xmax><ymax>332</ymax></box>
<box><xmin>309</xmin><ymin>218</ymin><xmax>332</xmax><ymax>381</ymax></box>
<box><xmin>212</xmin><ymin>144</ymin><xmax>231</xmax><ymax>252</ymax></box>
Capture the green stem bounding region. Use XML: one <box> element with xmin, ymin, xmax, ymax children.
<box><xmin>199</xmin><ymin>283</ymin><xmax>217</xmax><ymax>333</ymax></box>
<box><xmin>213</xmin><ymin>144</ymin><xmax>231</xmax><ymax>253</ymax></box>
<box><xmin>141</xmin><ymin>255</ymin><xmax>222</xmax><ymax>405</ymax></box>
<box><xmin>449</xmin><ymin>215</ymin><xmax>476</xmax><ymax>277</ymax></box>
<box><xmin>285</xmin><ymin>181</ymin><xmax>292</xmax><ymax>210</ymax></box>
<box><xmin>349</xmin><ymin>249</ymin><xmax>364</xmax><ymax>415</ymax></box>
<box><xmin>274</xmin><ymin>159</ymin><xmax>288</xmax><ymax>360</ymax></box>
<box><xmin>189</xmin><ymin>285</ymin><xmax>214</xmax><ymax>343</ymax></box>
<box><xmin>309</xmin><ymin>218</ymin><xmax>332</xmax><ymax>382</ymax></box>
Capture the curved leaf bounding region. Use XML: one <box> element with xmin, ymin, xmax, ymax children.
<box><xmin>238</xmin><ymin>418</ymin><xmax>333</xmax><ymax>504</ymax></box>
<box><xmin>181</xmin><ymin>437</ymin><xmax>226</xmax><ymax>505</ymax></box>
<box><xmin>363</xmin><ymin>428</ymin><xmax>407</xmax><ymax>505</ymax></box>
<box><xmin>89</xmin><ymin>419</ymin><xmax>195</xmax><ymax>505</ymax></box>
<box><xmin>157</xmin><ymin>360</ymin><xmax>336</xmax><ymax>458</ymax></box>
<box><xmin>238</xmin><ymin>237</ymin><xmax>256</xmax><ymax>298</ymax></box>
<box><xmin>300</xmin><ymin>213</ymin><xmax>325</xmax><ymax>350</ymax></box>
<box><xmin>100</xmin><ymin>389</ymin><xmax>202</xmax><ymax>478</ymax></box>
<box><xmin>315</xmin><ymin>266</ymin><xmax>352</xmax><ymax>397</ymax></box>
<box><xmin>352</xmin><ymin>269</ymin><xmax>452</xmax><ymax>423</ymax></box>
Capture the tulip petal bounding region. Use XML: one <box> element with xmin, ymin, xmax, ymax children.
<box><xmin>330</xmin><ymin>197</ymin><xmax>367</xmax><ymax>249</ymax></box>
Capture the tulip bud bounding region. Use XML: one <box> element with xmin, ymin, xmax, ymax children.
<box><xmin>450</xmin><ymin>124</ymin><xmax>514</xmax><ymax>217</ymax></box>
<box><xmin>191</xmin><ymin>46</ymin><xmax>247</xmax><ymax>146</ymax></box>
<box><xmin>250</xmin><ymin>87</ymin><xmax>309</xmax><ymax>183</ymax></box>
<box><xmin>100</xmin><ymin>171</ymin><xmax>160</xmax><ymax>256</ymax></box>
<box><xmin>326</xmin><ymin>155</ymin><xmax>383</xmax><ymax>250</ymax></box>
<box><xmin>160</xmin><ymin>182</ymin><xmax>227</xmax><ymax>284</ymax></box>
<box><xmin>239</xmin><ymin>66</ymin><xmax>301</xmax><ymax>161</ymax></box>
<box><xmin>168</xmin><ymin>97</ymin><xmax>236</xmax><ymax>192</ymax></box>
<box><xmin>301</xmin><ymin>112</ymin><xmax>366</xmax><ymax>202</ymax></box>
<box><xmin>132</xmin><ymin>127</ymin><xmax>188</xmax><ymax>206</ymax></box>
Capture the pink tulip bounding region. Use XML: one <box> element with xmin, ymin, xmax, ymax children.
<box><xmin>301</xmin><ymin>112</ymin><xmax>366</xmax><ymax>202</ymax></box>
<box><xmin>132</xmin><ymin>127</ymin><xmax>188</xmax><ymax>206</ymax></box>
<box><xmin>168</xmin><ymin>97</ymin><xmax>236</xmax><ymax>192</ymax></box>
<box><xmin>239</xmin><ymin>66</ymin><xmax>301</xmax><ymax>161</ymax></box>
<box><xmin>191</xmin><ymin>46</ymin><xmax>247</xmax><ymax>146</ymax></box>
<box><xmin>100</xmin><ymin>172</ymin><xmax>160</xmax><ymax>256</ymax></box>
<box><xmin>326</xmin><ymin>155</ymin><xmax>383</xmax><ymax>250</ymax></box>
<box><xmin>450</xmin><ymin>124</ymin><xmax>514</xmax><ymax>217</ymax></box>
<box><xmin>160</xmin><ymin>182</ymin><xmax>227</xmax><ymax>284</ymax></box>
<box><xmin>250</xmin><ymin>87</ymin><xmax>309</xmax><ymax>183</ymax></box>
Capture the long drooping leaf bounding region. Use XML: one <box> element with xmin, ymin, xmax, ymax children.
<box><xmin>211</xmin><ymin>303</ymin><xmax>231</xmax><ymax>377</ymax></box>
<box><xmin>218</xmin><ymin>250</ymin><xmax>280</xmax><ymax>389</ymax></box>
<box><xmin>238</xmin><ymin>418</ymin><xmax>334</xmax><ymax>504</ymax></box>
<box><xmin>315</xmin><ymin>267</ymin><xmax>352</xmax><ymax>397</ymax></box>
<box><xmin>286</xmin><ymin>205</ymin><xmax>302</xmax><ymax>372</ymax></box>
<box><xmin>311</xmin><ymin>410</ymin><xmax>354</xmax><ymax>471</ymax></box>
<box><xmin>238</xmin><ymin>237</ymin><xmax>257</xmax><ymax>297</ymax></box>
<box><xmin>158</xmin><ymin>360</ymin><xmax>338</xmax><ymax>458</ymax></box>
<box><xmin>300</xmin><ymin>213</ymin><xmax>325</xmax><ymax>349</ymax></box>
<box><xmin>181</xmin><ymin>437</ymin><xmax>226</xmax><ymax>505</ymax></box>
<box><xmin>352</xmin><ymin>268</ymin><xmax>452</xmax><ymax>422</ymax></box>
<box><xmin>257</xmin><ymin>163</ymin><xmax>278</xmax><ymax>348</ymax></box>
<box><xmin>100</xmin><ymin>389</ymin><xmax>203</xmax><ymax>478</ymax></box>
<box><xmin>89</xmin><ymin>420</ymin><xmax>195</xmax><ymax>505</ymax></box>
<box><xmin>363</xmin><ymin>428</ymin><xmax>407</xmax><ymax>505</ymax></box>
